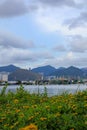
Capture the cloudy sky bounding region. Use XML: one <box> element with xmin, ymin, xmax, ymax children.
<box><xmin>0</xmin><ymin>0</ymin><xmax>87</xmax><ymax>69</ymax></box>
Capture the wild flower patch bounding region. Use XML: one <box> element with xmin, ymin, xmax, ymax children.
<box><xmin>0</xmin><ymin>85</ymin><xmax>87</xmax><ymax>130</ymax></box>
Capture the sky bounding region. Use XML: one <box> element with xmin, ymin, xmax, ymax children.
<box><xmin>0</xmin><ymin>0</ymin><xmax>87</xmax><ymax>69</ymax></box>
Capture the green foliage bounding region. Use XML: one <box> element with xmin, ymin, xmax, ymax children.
<box><xmin>0</xmin><ymin>84</ymin><xmax>7</xmax><ymax>96</ymax></box>
<box><xmin>0</xmin><ymin>85</ymin><xmax>87</xmax><ymax>130</ymax></box>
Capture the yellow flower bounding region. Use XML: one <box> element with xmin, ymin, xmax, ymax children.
<box><xmin>55</xmin><ymin>112</ymin><xmax>61</xmax><ymax>117</ymax></box>
<box><xmin>71</xmin><ymin>105</ymin><xmax>77</xmax><ymax>110</ymax></box>
<box><xmin>23</xmin><ymin>106</ymin><xmax>30</xmax><ymax>109</ymax></box>
<box><xmin>16</xmin><ymin>109</ymin><xmax>20</xmax><ymax>113</ymax></box>
<box><xmin>19</xmin><ymin>124</ymin><xmax>38</xmax><ymax>130</ymax></box>
<box><xmin>32</xmin><ymin>105</ymin><xmax>37</xmax><ymax>108</ymax></box>
<box><xmin>58</xmin><ymin>106</ymin><xmax>62</xmax><ymax>109</ymax></box>
<box><xmin>20</xmin><ymin>113</ymin><xmax>24</xmax><ymax>118</ymax></box>
<box><xmin>14</xmin><ymin>121</ymin><xmax>19</xmax><ymax>126</ymax></box>
<box><xmin>40</xmin><ymin>117</ymin><xmax>47</xmax><ymax>121</ymax></box>
<box><xmin>35</xmin><ymin>112</ymin><xmax>39</xmax><ymax>115</ymax></box>
<box><xmin>10</xmin><ymin>125</ymin><xmax>14</xmax><ymax>129</ymax></box>
<box><xmin>28</xmin><ymin>116</ymin><xmax>34</xmax><ymax>120</ymax></box>
<box><xmin>6</xmin><ymin>104</ymin><xmax>10</xmax><ymax>107</ymax></box>
<box><xmin>84</xmin><ymin>104</ymin><xmax>87</xmax><ymax>107</ymax></box>
<box><xmin>45</xmin><ymin>106</ymin><xmax>50</xmax><ymax>109</ymax></box>
<box><xmin>19</xmin><ymin>128</ymin><xmax>25</xmax><ymax>130</ymax></box>
<box><xmin>14</xmin><ymin>99</ymin><xmax>19</xmax><ymax>103</ymax></box>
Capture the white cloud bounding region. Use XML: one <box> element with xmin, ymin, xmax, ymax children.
<box><xmin>68</xmin><ymin>35</ymin><xmax>87</xmax><ymax>52</ymax></box>
<box><xmin>53</xmin><ymin>45</ymin><xmax>67</xmax><ymax>52</ymax></box>
<box><xmin>43</xmin><ymin>51</ymin><xmax>87</xmax><ymax>68</ymax></box>
<box><xmin>0</xmin><ymin>44</ymin><xmax>54</xmax><ymax>67</ymax></box>
<box><xmin>0</xmin><ymin>31</ymin><xmax>35</xmax><ymax>49</ymax></box>
<box><xmin>0</xmin><ymin>0</ymin><xmax>28</xmax><ymax>17</ymax></box>
<box><xmin>36</xmin><ymin>0</ymin><xmax>81</xmax><ymax>8</ymax></box>
<box><xmin>64</xmin><ymin>11</ymin><xmax>87</xmax><ymax>30</ymax></box>
<box><xmin>34</xmin><ymin>5</ymin><xmax>87</xmax><ymax>37</ymax></box>
<box><xmin>0</xmin><ymin>0</ymin><xmax>38</xmax><ymax>18</ymax></box>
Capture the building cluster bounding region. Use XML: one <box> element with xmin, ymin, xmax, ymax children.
<box><xmin>0</xmin><ymin>71</ymin><xmax>87</xmax><ymax>85</ymax></box>
<box><xmin>0</xmin><ymin>72</ymin><xmax>8</xmax><ymax>82</ymax></box>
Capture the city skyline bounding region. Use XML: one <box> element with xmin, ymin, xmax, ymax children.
<box><xmin>0</xmin><ymin>0</ymin><xmax>87</xmax><ymax>69</ymax></box>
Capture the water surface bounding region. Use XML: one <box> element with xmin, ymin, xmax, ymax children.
<box><xmin>0</xmin><ymin>84</ymin><xmax>87</xmax><ymax>96</ymax></box>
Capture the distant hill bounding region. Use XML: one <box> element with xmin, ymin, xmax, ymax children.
<box><xmin>32</xmin><ymin>65</ymin><xmax>56</xmax><ymax>76</ymax></box>
<box><xmin>81</xmin><ymin>68</ymin><xmax>87</xmax><ymax>77</ymax></box>
<box><xmin>50</xmin><ymin>67</ymin><xmax>66</xmax><ymax>76</ymax></box>
<box><xmin>1</xmin><ymin>64</ymin><xmax>87</xmax><ymax>80</ymax></box>
<box><xmin>0</xmin><ymin>65</ymin><xmax>20</xmax><ymax>73</ymax></box>
<box><xmin>81</xmin><ymin>68</ymin><xmax>87</xmax><ymax>73</ymax></box>
<box><xmin>8</xmin><ymin>69</ymin><xmax>41</xmax><ymax>81</ymax></box>
<box><xmin>57</xmin><ymin>67</ymin><xmax>66</xmax><ymax>70</ymax></box>
<box><xmin>50</xmin><ymin>66</ymin><xmax>85</xmax><ymax>78</ymax></box>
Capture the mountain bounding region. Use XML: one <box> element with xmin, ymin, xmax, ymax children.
<box><xmin>32</xmin><ymin>65</ymin><xmax>56</xmax><ymax>76</ymax></box>
<box><xmin>8</xmin><ymin>69</ymin><xmax>41</xmax><ymax>81</ymax></box>
<box><xmin>0</xmin><ymin>65</ymin><xmax>20</xmax><ymax>73</ymax></box>
<box><xmin>50</xmin><ymin>66</ymin><xmax>85</xmax><ymax>78</ymax></box>
<box><xmin>81</xmin><ymin>68</ymin><xmax>87</xmax><ymax>73</ymax></box>
<box><xmin>57</xmin><ymin>67</ymin><xmax>66</xmax><ymax>70</ymax></box>
<box><xmin>81</xmin><ymin>68</ymin><xmax>87</xmax><ymax>77</ymax></box>
<box><xmin>1</xmin><ymin>64</ymin><xmax>87</xmax><ymax>80</ymax></box>
<box><xmin>50</xmin><ymin>67</ymin><xmax>66</xmax><ymax>76</ymax></box>
<box><xmin>64</xmin><ymin>66</ymin><xmax>84</xmax><ymax>77</ymax></box>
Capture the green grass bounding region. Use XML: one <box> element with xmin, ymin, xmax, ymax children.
<box><xmin>0</xmin><ymin>85</ymin><xmax>87</xmax><ymax>130</ymax></box>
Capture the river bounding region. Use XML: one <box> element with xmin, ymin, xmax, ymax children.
<box><xmin>0</xmin><ymin>84</ymin><xmax>87</xmax><ymax>96</ymax></box>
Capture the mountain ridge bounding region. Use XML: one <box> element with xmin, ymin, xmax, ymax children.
<box><xmin>50</xmin><ymin>66</ymin><xmax>84</xmax><ymax>78</ymax></box>
<box><xmin>0</xmin><ymin>65</ymin><xmax>87</xmax><ymax>79</ymax></box>
<box><xmin>32</xmin><ymin>65</ymin><xmax>56</xmax><ymax>76</ymax></box>
<box><xmin>0</xmin><ymin>64</ymin><xmax>20</xmax><ymax>73</ymax></box>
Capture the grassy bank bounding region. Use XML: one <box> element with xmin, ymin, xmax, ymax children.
<box><xmin>0</xmin><ymin>85</ymin><xmax>87</xmax><ymax>130</ymax></box>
